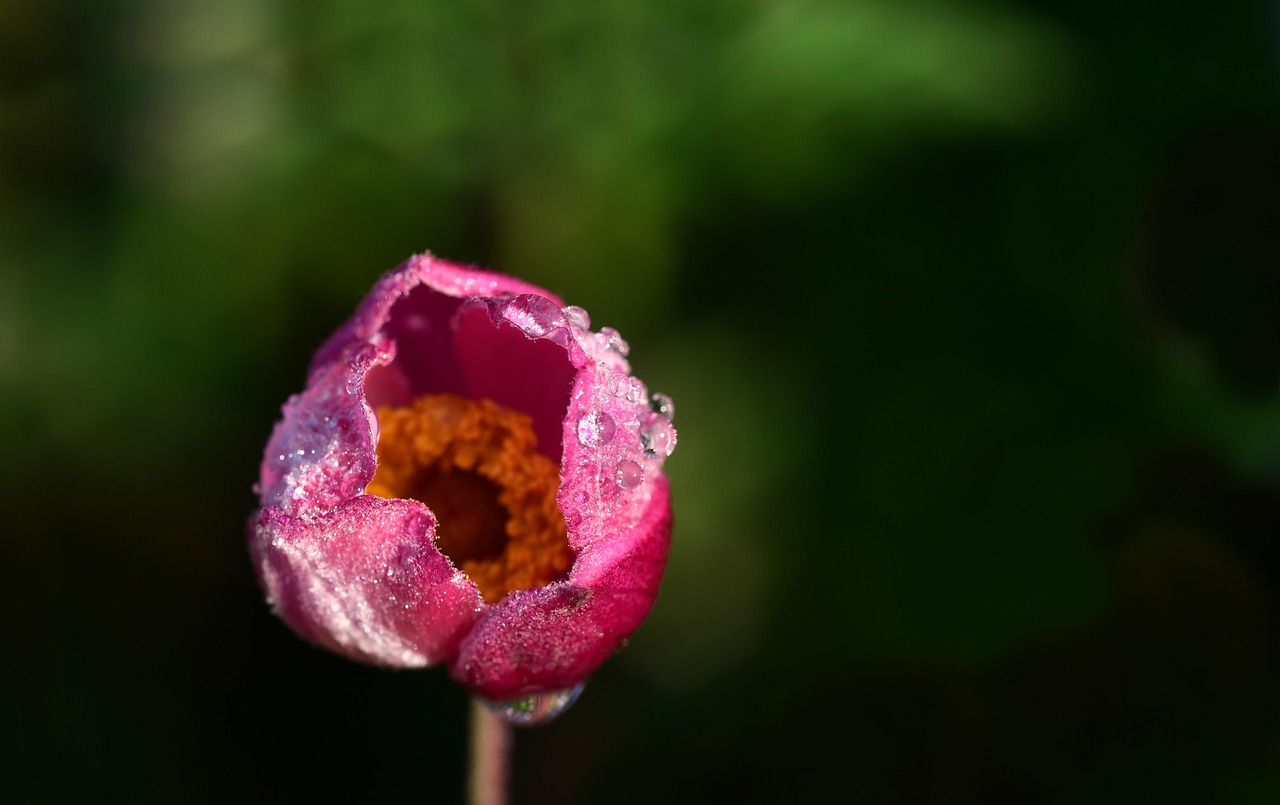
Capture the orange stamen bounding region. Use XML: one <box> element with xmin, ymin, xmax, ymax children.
<box><xmin>365</xmin><ymin>393</ymin><xmax>572</xmax><ymax>604</ymax></box>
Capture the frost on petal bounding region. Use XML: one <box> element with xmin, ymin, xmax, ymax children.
<box><xmin>450</xmin><ymin>477</ymin><xmax>673</xmax><ymax>699</ymax></box>
<box><xmin>250</xmin><ymin>495</ymin><xmax>483</xmax><ymax>666</ymax></box>
<box><xmin>310</xmin><ymin>254</ymin><xmax>564</xmax><ymax>377</ymax></box>
<box><xmin>258</xmin><ymin>341</ymin><xmax>386</xmax><ymax>518</ymax></box>
<box><xmin>557</xmin><ymin>338</ymin><xmax>674</xmax><ymax>555</ymax></box>
<box><xmin>439</xmin><ymin>276</ymin><xmax>679</xmax><ymax>698</ymax></box>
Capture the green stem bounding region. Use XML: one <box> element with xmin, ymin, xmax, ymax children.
<box><xmin>468</xmin><ymin>698</ymin><xmax>512</xmax><ymax>805</ymax></box>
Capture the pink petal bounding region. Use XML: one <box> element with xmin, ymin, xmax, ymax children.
<box><xmin>250</xmin><ymin>495</ymin><xmax>483</xmax><ymax>666</ymax></box>
<box><xmin>310</xmin><ymin>255</ymin><xmax>563</xmax><ymax>377</ymax></box>
<box><xmin>452</xmin><ymin>300</ymin><xmax>577</xmax><ymax>463</ymax></box>
<box><xmin>449</xmin><ymin>476</ymin><xmax>673</xmax><ymax>699</ymax></box>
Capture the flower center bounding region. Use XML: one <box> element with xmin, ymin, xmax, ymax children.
<box><xmin>365</xmin><ymin>393</ymin><xmax>572</xmax><ymax>604</ymax></box>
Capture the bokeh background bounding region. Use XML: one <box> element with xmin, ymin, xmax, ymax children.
<box><xmin>6</xmin><ymin>1</ymin><xmax>1280</xmax><ymax>802</ymax></box>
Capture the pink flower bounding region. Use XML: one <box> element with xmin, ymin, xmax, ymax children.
<box><xmin>248</xmin><ymin>255</ymin><xmax>676</xmax><ymax>705</ymax></box>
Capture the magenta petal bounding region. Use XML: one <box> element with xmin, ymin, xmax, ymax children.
<box><xmin>450</xmin><ymin>477</ymin><xmax>673</xmax><ymax>699</ymax></box>
<box><xmin>257</xmin><ymin>343</ymin><xmax>383</xmax><ymax>518</ymax></box>
<box><xmin>250</xmin><ymin>495</ymin><xmax>482</xmax><ymax>666</ymax></box>
<box><xmin>453</xmin><ymin>302</ymin><xmax>577</xmax><ymax>462</ymax></box>
<box><xmin>310</xmin><ymin>255</ymin><xmax>561</xmax><ymax>377</ymax></box>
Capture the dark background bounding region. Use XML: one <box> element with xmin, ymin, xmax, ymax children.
<box><xmin>6</xmin><ymin>1</ymin><xmax>1280</xmax><ymax>802</ymax></box>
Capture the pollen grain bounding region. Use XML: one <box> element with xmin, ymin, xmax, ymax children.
<box><xmin>365</xmin><ymin>393</ymin><xmax>572</xmax><ymax>604</ymax></box>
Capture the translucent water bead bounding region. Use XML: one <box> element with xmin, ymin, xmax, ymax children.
<box><xmin>563</xmin><ymin>305</ymin><xmax>591</xmax><ymax>330</ymax></box>
<box><xmin>616</xmin><ymin>460</ymin><xmax>644</xmax><ymax>490</ymax></box>
<box><xmin>577</xmin><ymin>410</ymin><xmax>616</xmax><ymax>448</ymax></box>
<box><xmin>649</xmin><ymin>392</ymin><xmax>675</xmax><ymax>421</ymax></box>
<box><xmin>501</xmin><ymin>295</ymin><xmax>567</xmax><ymax>338</ymax></box>
<box><xmin>480</xmin><ymin>683</ymin><xmax>586</xmax><ymax>726</ymax></box>
<box><xmin>639</xmin><ymin>412</ymin><xmax>676</xmax><ymax>458</ymax></box>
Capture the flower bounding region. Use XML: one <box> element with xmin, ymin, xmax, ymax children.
<box><xmin>248</xmin><ymin>254</ymin><xmax>676</xmax><ymax>703</ymax></box>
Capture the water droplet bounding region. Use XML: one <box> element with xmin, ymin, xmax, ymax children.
<box><xmin>616</xmin><ymin>460</ymin><xmax>644</xmax><ymax>490</ymax></box>
<box><xmin>599</xmin><ymin>326</ymin><xmax>630</xmax><ymax>357</ymax></box>
<box><xmin>372</xmin><ymin>335</ymin><xmax>395</xmax><ymax>361</ymax></box>
<box><xmin>626</xmin><ymin>378</ymin><xmax>647</xmax><ymax>404</ymax></box>
<box><xmin>406</xmin><ymin>513</ymin><xmax>431</xmax><ymax>537</ymax></box>
<box><xmin>609</xmin><ymin>373</ymin><xmax>625</xmax><ymax>397</ymax></box>
<box><xmin>576</xmin><ymin>410</ymin><xmax>616</xmax><ymax>447</ymax></box>
<box><xmin>339</xmin><ymin>475</ymin><xmax>364</xmax><ymax>498</ymax></box>
<box><xmin>563</xmin><ymin>305</ymin><xmax>591</xmax><ymax>330</ymax></box>
<box><xmin>639</xmin><ymin>412</ymin><xmax>677</xmax><ymax>458</ymax></box>
<box><xmin>502</xmin><ymin>295</ymin><xmax>567</xmax><ymax>338</ymax></box>
<box><xmin>649</xmin><ymin>392</ymin><xmax>675</xmax><ymax>421</ymax></box>
<box><xmin>545</xmin><ymin>327</ymin><xmax>572</xmax><ymax>348</ymax></box>
<box><xmin>481</xmin><ymin>683</ymin><xmax>586</xmax><ymax>727</ymax></box>
<box><xmin>609</xmin><ymin>373</ymin><xmax>646</xmax><ymax>403</ymax></box>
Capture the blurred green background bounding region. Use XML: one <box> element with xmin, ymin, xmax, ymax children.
<box><xmin>6</xmin><ymin>0</ymin><xmax>1280</xmax><ymax>802</ymax></box>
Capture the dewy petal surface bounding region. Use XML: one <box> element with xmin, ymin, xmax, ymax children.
<box><xmin>249</xmin><ymin>253</ymin><xmax>676</xmax><ymax>696</ymax></box>
<box><xmin>251</xmin><ymin>496</ymin><xmax>481</xmax><ymax>665</ymax></box>
<box><xmin>451</xmin><ymin>477</ymin><xmax>672</xmax><ymax>698</ymax></box>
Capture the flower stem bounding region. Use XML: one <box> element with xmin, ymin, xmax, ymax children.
<box><xmin>468</xmin><ymin>698</ymin><xmax>512</xmax><ymax>805</ymax></box>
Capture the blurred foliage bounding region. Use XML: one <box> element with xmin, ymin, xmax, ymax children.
<box><xmin>6</xmin><ymin>0</ymin><xmax>1280</xmax><ymax>803</ymax></box>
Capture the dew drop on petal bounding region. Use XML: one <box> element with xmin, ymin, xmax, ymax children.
<box><xmin>599</xmin><ymin>326</ymin><xmax>630</xmax><ymax>357</ymax></box>
<box><xmin>616</xmin><ymin>460</ymin><xmax>644</xmax><ymax>490</ymax></box>
<box><xmin>625</xmin><ymin>378</ymin><xmax>647</xmax><ymax>404</ymax></box>
<box><xmin>545</xmin><ymin>328</ymin><xmax>572</xmax><ymax>348</ymax></box>
<box><xmin>639</xmin><ymin>412</ymin><xmax>677</xmax><ymax>458</ymax></box>
<box><xmin>406</xmin><ymin>513</ymin><xmax>430</xmax><ymax>537</ymax></box>
<box><xmin>480</xmin><ymin>683</ymin><xmax>586</xmax><ymax>726</ymax></box>
<box><xmin>339</xmin><ymin>475</ymin><xmax>364</xmax><ymax>499</ymax></box>
<box><xmin>610</xmin><ymin>373</ymin><xmax>646</xmax><ymax>403</ymax></box>
<box><xmin>362</xmin><ymin>403</ymin><xmax>380</xmax><ymax>444</ymax></box>
<box><xmin>609</xmin><ymin>373</ymin><xmax>629</xmax><ymax>397</ymax></box>
<box><xmin>649</xmin><ymin>392</ymin><xmax>675</xmax><ymax>421</ymax></box>
<box><xmin>563</xmin><ymin>305</ymin><xmax>591</xmax><ymax>330</ymax></box>
<box><xmin>502</xmin><ymin>295</ymin><xmax>567</xmax><ymax>338</ymax></box>
<box><xmin>372</xmin><ymin>335</ymin><xmax>395</xmax><ymax>362</ymax></box>
<box><xmin>577</xmin><ymin>410</ymin><xmax>616</xmax><ymax>448</ymax></box>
